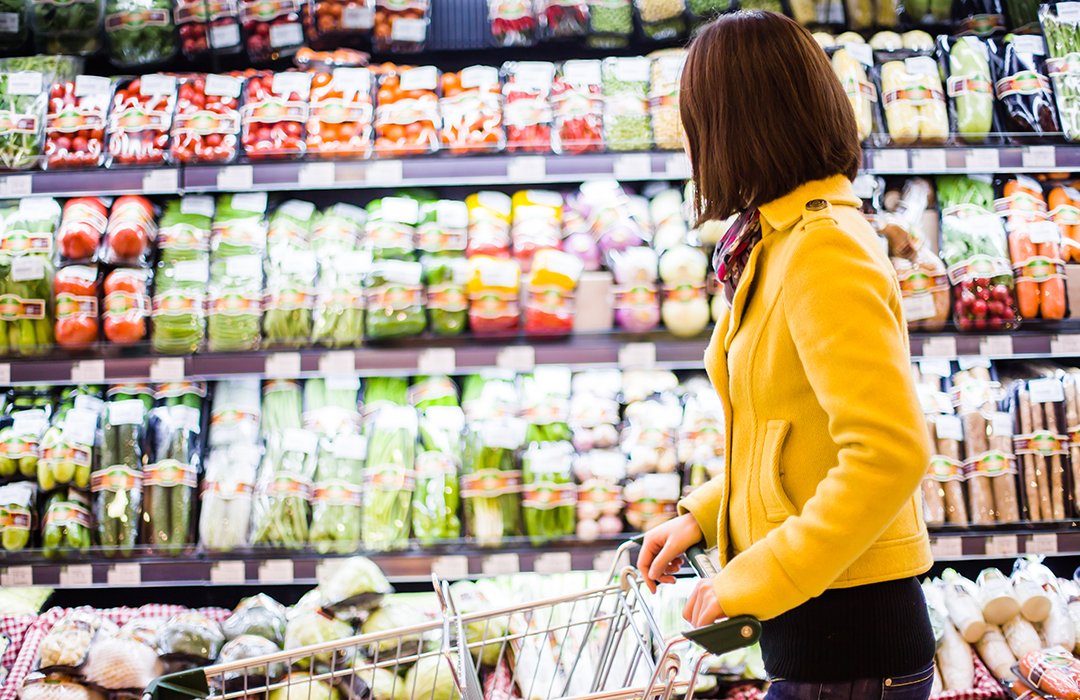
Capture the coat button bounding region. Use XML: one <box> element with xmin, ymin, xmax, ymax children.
<box><xmin>805</xmin><ymin>199</ymin><xmax>828</xmax><ymax>211</ymax></box>
<box><xmin>885</xmin><ymin>679</ymin><xmax>893</xmax><ymax>687</ymax></box>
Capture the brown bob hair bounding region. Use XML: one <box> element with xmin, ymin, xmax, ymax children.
<box><xmin>680</xmin><ymin>11</ymin><xmax>861</xmax><ymax>223</ymax></box>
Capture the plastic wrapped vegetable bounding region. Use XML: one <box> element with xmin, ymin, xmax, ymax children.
<box><xmin>92</xmin><ymin>395</ymin><xmax>145</xmax><ymax>557</ymax></box>
<box><xmin>45</xmin><ymin>76</ymin><xmax>112</xmax><ymax>169</ymax></box>
<box><xmin>106</xmin><ymin>74</ymin><xmax>176</xmax><ymax>166</ymax></box>
<box><xmin>0</xmin><ymin>69</ymin><xmax>49</xmax><ymax>170</ymax></box>
<box><xmin>525</xmin><ymin>249</ymin><xmax>582</xmax><ymax>336</ymax></box>
<box><xmin>174</xmin><ymin>0</ymin><xmax>242</xmax><ymax>58</ymax></box>
<box><xmin>364</xmin><ymin>260</ymin><xmax>426</xmax><ymax>340</ymax></box>
<box><xmin>1</xmin><ymin>199</ymin><xmax>59</xmax><ymax>357</ymax></box>
<box><xmin>521</xmin><ymin>441</ymin><xmax>575</xmax><ymax>545</ymax></box>
<box><xmin>373</xmin><ymin>65</ymin><xmax>439</xmax><ymax>157</ymax></box>
<box><xmin>587</xmin><ymin>0</ymin><xmax>631</xmax><ymax>48</ymax></box>
<box><xmin>240</xmin><ymin>0</ymin><xmax>303</xmax><ymax>62</ymax></box>
<box><xmin>317</xmin><ymin>555</ymin><xmax>391</xmax><ymax>613</ymax></box>
<box><xmin>511</xmin><ymin>189</ymin><xmax>562</xmax><ymax>269</ymax></box>
<box><xmin>1041</xmin><ymin>6</ymin><xmax>1080</xmax><ymax>142</ymax></box>
<box><xmin>659</xmin><ymin>244</ymin><xmax>710</xmax><ymax>337</ymax></box>
<box><xmin>200</xmin><ymin>443</ymin><xmax>258</xmax><ymax>551</ymax></box>
<box><xmin>649</xmin><ymin>50</ymin><xmax>686</xmax><ymax>151</ymax></box>
<box><xmin>264</xmin><ymin>210</ymin><xmax>317</xmax><ymax>348</ymax></box>
<box><xmin>314</xmin><ymin>250</ymin><xmax>368</xmax><ymax>348</ymax></box>
<box><xmin>0</xmin><ymin>481</ymin><xmax>33</xmax><ymax>551</ymax></box>
<box><xmin>552</xmin><ymin>60</ymin><xmax>603</xmax><ymax>154</ymax></box>
<box><xmin>440</xmin><ymin>66</ymin><xmax>504</xmax><ymax>155</ymax></box>
<box><xmin>878</xmin><ymin>55</ymin><xmax>948</xmax><ymax>145</ymax></box>
<box><xmin>170</xmin><ymin>74</ymin><xmax>242</xmax><ymax>164</ymax></box>
<box><xmin>223</xmin><ymin>594</ymin><xmax>287</xmax><ymax>643</ymax></box>
<box><xmin>309</xmin><ymin>432</ymin><xmax>363</xmax><ymax>555</ymax></box>
<box><xmin>208</xmin><ymin>193</ymin><xmax>267</xmax><ymax>352</ymax></box>
<box><xmin>466</xmin><ymin>191</ymin><xmax>512</xmax><ymax>258</ymax></box>
<box><xmin>253</xmin><ymin>381</ymin><xmax>316</xmax><ymax>549</ymax></box>
<box><xmin>413</xmin><ymin>405</ymin><xmax>463</xmax><ymax>544</ymax></box>
<box><xmin>539</xmin><ymin>0</ymin><xmax>587</xmax><ymax>38</ymax></box>
<box><xmin>306</xmin><ymin>0</ymin><xmax>373</xmax><ymax>44</ymax></box>
<box><xmin>305</xmin><ymin>68</ymin><xmax>373</xmax><ymax>159</ymax></box>
<box><xmin>241</xmin><ymin>71</ymin><xmax>310</xmax><ymax>160</ymax></box>
<box><xmin>489</xmin><ymin>0</ymin><xmax>537</xmax><ymax>46</ymax></box>
<box><xmin>157</xmin><ymin>612</ymin><xmax>225</xmax><ymax>663</ymax></box>
<box><xmin>142</xmin><ymin>385</ymin><xmax>203</xmax><ymax>555</ymax></box>
<box><xmin>41</xmin><ymin>488</ymin><xmax>92</xmax><ymax>557</ymax></box>
<box><xmin>602</xmin><ymin>56</ymin><xmax>652</xmax><ymax>151</ymax></box>
<box><xmin>54</xmin><ymin>265</ymin><xmax>98</xmax><ymax>350</ymax></box>
<box><xmin>463</xmin><ymin>416</ymin><xmax>524</xmax><ymax>546</ymax></box>
<box><xmin>372</xmin><ymin>0</ymin><xmax>428</xmax><ymax>53</ymax></box>
<box><xmin>1000</xmin><ymin>178</ymin><xmax>1067</xmax><ymax>321</ymax></box>
<box><xmin>1051</xmin><ymin>185</ymin><xmax>1080</xmax><ymax>263</ymax></box>
<box><xmin>102</xmin><ymin>195</ymin><xmax>155</xmax><ymax>266</ymax></box>
<box><xmin>360</xmin><ymin>405</ymin><xmax>416</xmax><ymax>551</ymax></box>
<box><xmin>313</xmin><ymin>203</ymin><xmax>366</xmax><ymax>261</ymax></box>
<box><xmin>611</xmin><ymin>246</ymin><xmax>660</xmax><ymax>333</ymax></box>
<box><xmin>990</xmin><ymin>35</ymin><xmax>1059</xmax><ymax>140</ymax></box>
<box><xmin>57</xmin><ymin>197</ymin><xmax>107</xmax><ymax>264</ymax></box>
<box><xmin>30</xmin><ymin>0</ymin><xmax>104</xmax><ymax>54</ymax></box>
<box><xmin>946</xmin><ymin>36</ymin><xmax>994</xmax><ymax>144</ymax></box>
<box><xmin>423</xmin><ymin>255</ymin><xmax>468</xmax><ymax>336</ymax></box>
<box><xmin>624</xmin><ymin>472</ymin><xmax>679</xmax><ymax>531</ymax></box>
<box><xmin>831</xmin><ymin>44</ymin><xmax>877</xmax><ymax>144</ymax></box>
<box><xmin>153</xmin><ymin>197</ymin><xmax>212</xmax><ymax>354</ymax></box>
<box><xmin>634</xmin><ymin>0</ymin><xmax>685</xmax><ymax>41</ymax></box>
<box><xmin>39</xmin><ymin>396</ymin><xmax>99</xmax><ymax>492</ymax></box>
<box><xmin>467</xmin><ymin>256</ymin><xmax>520</xmax><ymax>335</ymax></box>
<box><xmin>503</xmin><ymin>61</ymin><xmax>554</xmax><ymax>153</ymax></box>
<box><xmin>103</xmin><ymin>0</ymin><xmax>176</xmax><ymax>68</ymax></box>
<box><xmin>1</xmin><ymin>405</ymin><xmax>47</xmax><ymax>481</ymax></box>
<box><xmin>366</xmin><ymin>196</ymin><xmax>418</xmax><ymax>261</ymax></box>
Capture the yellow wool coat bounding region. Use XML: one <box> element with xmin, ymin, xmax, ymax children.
<box><xmin>679</xmin><ymin>174</ymin><xmax>933</xmax><ymax>622</ymax></box>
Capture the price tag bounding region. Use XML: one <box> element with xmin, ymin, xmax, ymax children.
<box><xmin>965</xmin><ymin>149</ymin><xmax>1000</xmax><ymax>171</ymax></box>
<box><xmin>1051</xmin><ymin>334</ymin><xmax>1080</xmax><ymax>355</ymax></box>
<box><xmin>391</xmin><ymin>18</ymin><xmax>427</xmax><ymax>42</ymax></box>
<box><xmin>0</xmin><ymin>363</ymin><xmax>12</xmax><ymax>385</ymax></box>
<box><xmin>75</xmin><ymin>75</ymin><xmax>110</xmax><ymax>97</ymax></box>
<box><xmin>1058</xmin><ymin>1</ymin><xmax>1080</xmax><ymax>19</ymax></box>
<box><xmin>107</xmin><ymin>563</ymin><xmax>141</xmax><ymax>586</ymax></box>
<box><xmin>1028</xmin><ymin>533</ymin><xmax>1059</xmax><ymax>555</ymax></box>
<box><xmin>910</xmin><ymin>149</ymin><xmax>947</xmax><ymax>172</ymax></box>
<box><xmin>218</xmin><ymin>165</ymin><xmax>253</xmax><ymax>191</ymax></box>
<box><xmin>209</xmin><ymin>22</ymin><xmax>240</xmax><ymax>48</ymax></box>
<box><xmin>205</xmin><ymin>74</ymin><xmax>242</xmax><ymax>98</ymax></box>
<box><xmin>265</xmin><ymin>352</ymin><xmax>301</xmax><ymax>378</ymax></box>
<box><xmin>1022</xmin><ymin>145</ymin><xmax>1056</xmax><ymax>169</ymax></box>
<box><xmin>0</xmin><ymin>13</ymin><xmax>19</xmax><ymax>33</ymax></box>
<box><xmin>71</xmin><ymin>359</ymin><xmax>105</xmax><ymax>383</ymax></box>
<box><xmin>258</xmin><ymin>559</ymin><xmax>295</xmax><ymax>583</ymax></box>
<box><xmin>59</xmin><ymin>565</ymin><xmax>94</xmax><ymax>586</ymax></box>
<box><xmin>664</xmin><ymin>154</ymin><xmax>691</xmax><ymax>179</ymax></box>
<box><xmin>482</xmin><ymin>553</ymin><xmax>520</xmax><ymax>576</ymax></box>
<box><xmin>418</xmin><ymin>348</ymin><xmax>456</xmax><ymax>375</ymax></box>
<box><xmin>269</xmin><ymin>21</ymin><xmax>303</xmax><ymax>48</ymax></box>
<box><xmin>150</xmin><ymin>357</ymin><xmax>185</xmax><ymax>381</ymax></box>
<box><xmin>432</xmin><ymin>555</ymin><xmax>470</xmax><ymax>579</ymax></box>
<box><xmin>507</xmin><ymin>156</ymin><xmax>546</xmax><ymax>182</ymax></box>
<box><xmin>299</xmin><ymin>162</ymin><xmax>335</xmax><ymax>187</ymax></box>
<box><xmin>496</xmin><ymin>346</ymin><xmax>535</xmax><ymax>372</ymax></box>
<box><xmin>1</xmin><ymin>566</ymin><xmax>32</xmax><ymax>586</ymax></box>
<box><xmin>929</xmin><ymin>537</ymin><xmax>963</xmax><ymax>559</ymax></box>
<box><xmin>935</xmin><ymin>415</ymin><xmax>964</xmax><ymax>442</ymax></box>
<box><xmin>921</xmin><ymin>336</ymin><xmax>957</xmax><ymax>358</ymax></box>
<box><xmin>319</xmin><ymin>350</ymin><xmax>355</xmax><ymax>376</ymax></box>
<box><xmin>342</xmin><ymin>4</ymin><xmax>373</xmax><ymax>27</ymax></box>
<box><xmin>986</xmin><ymin>534</ymin><xmax>1019</xmax><ymax>557</ymax></box>
<box><xmin>593</xmin><ymin>550</ymin><xmax>618</xmax><ymax>573</ymax></box>
<box><xmin>210</xmin><ymin>560</ymin><xmax>246</xmax><ymax>584</ymax></box>
<box><xmin>1028</xmin><ymin>377</ymin><xmax>1065</xmax><ymax>403</ymax></box>
<box><xmin>142</xmin><ymin>168</ymin><xmax>178</xmax><ymax>193</ymax></box>
<box><xmin>533</xmin><ymin>551</ymin><xmax>572</xmax><ymax>575</ymax></box>
<box><xmin>980</xmin><ymin>335</ymin><xmax>1014</xmax><ymax>357</ymax></box>
<box><xmin>181</xmin><ymin>196</ymin><xmax>215</xmax><ymax>218</ymax></box>
<box><xmin>613</xmin><ymin>154</ymin><xmax>652</xmax><ymax>180</ymax></box>
<box><xmin>140</xmin><ymin>74</ymin><xmax>176</xmax><ymax>96</ymax></box>
<box><xmin>619</xmin><ymin>342</ymin><xmax>656</xmax><ymax>369</ymax></box>
<box><xmin>957</xmin><ymin>355</ymin><xmax>991</xmax><ymax>370</ymax></box>
<box><xmin>0</xmin><ymin>175</ymin><xmax>32</xmax><ymax>197</ymax></box>
<box><xmin>8</xmin><ymin>72</ymin><xmax>42</xmax><ymax>96</ymax></box>
<box><xmin>873</xmin><ymin>150</ymin><xmax>908</xmax><ymax>172</ymax></box>
<box><xmin>366</xmin><ymin>160</ymin><xmax>403</xmax><ymax>185</ymax></box>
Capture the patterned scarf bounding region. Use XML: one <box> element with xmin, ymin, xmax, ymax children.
<box><xmin>713</xmin><ymin>209</ymin><xmax>762</xmax><ymax>300</ymax></box>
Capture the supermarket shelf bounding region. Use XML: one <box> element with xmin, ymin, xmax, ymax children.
<box><xmin>0</xmin><ymin>539</ymin><xmax>630</xmax><ymax>588</ymax></box>
<box><xmin>928</xmin><ymin>524</ymin><xmax>1080</xmax><ymax>561</ymax></box>
<box><xmin>4</xmin><ymin>145</ymin><xmax>1080</xmax><ymax>199</ymax></box>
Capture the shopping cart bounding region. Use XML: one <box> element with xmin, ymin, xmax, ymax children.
<box><xmin>145</xmin><ymin>539</ymin><xmax>760</xmax><ymax>700</ymax></box>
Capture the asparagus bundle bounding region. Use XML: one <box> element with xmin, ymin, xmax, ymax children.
<box><xmin>252</xmin><ymin>380</ymin><xmax>314</xmax><ymax>549</ymax></box>
<box><xmin>310</xmin><ymin>432</ymin><xmax>364</xmax><ymax>554</ymax></box>
<box><xmin>362</xmin><ymin>404</ymin><xmax>417</xmax><ymax>552</ymax></box>
<box><xmin>1041</xmin><ymin>6</ymin><xmax>1080</xmax><ymax>141</ymax></box>
<box><xmin>413</xmin><ymin>406</ymin><xmax>463</xmax><ymax>545</ymax></box>
<box><xmin>522</xmin><ymin>441</ymin><xmax>576</xmax><ymax>545</ymax></box>
<box><xmin>303</xmin><ymin>377</ymin><xmax>360</xmax><ymax>438</ymax></box>
<box><xmin>463</xmin><ymin>417</ymin><xmax>524</xmax><ymax>547</ymax></box>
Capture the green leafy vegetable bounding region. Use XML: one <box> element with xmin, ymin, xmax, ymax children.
<box><xmin>412</xmin><ymin>406</ymin><xmax>463</xmax><ymax>544</ymax></box>
<box><xmin>104</xmin><ymin>0</ymin><xmax>176</xmax><ymax>67</ymax></box>
<box><xmin>362</xmin><ymin>405</ymin><xmax>417</xmax><ymax>551</ymax></box>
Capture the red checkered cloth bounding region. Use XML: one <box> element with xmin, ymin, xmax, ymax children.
<box><xmin>1</xmin><ymin>604</ymin><xmax>230</xmax><ymax>700</ymax></box>
<box><xmin>932</xmin><ymin>653</ymin><xmax>1007</xmax><ymax>700</ymax></box>
<box><xmin>1</xmin><ymin>614</ymin><xmax>37</xmax><ymax>670</ymax></box>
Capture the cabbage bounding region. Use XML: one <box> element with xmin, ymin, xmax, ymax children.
<box><xmin>403</xmin><ymin>654</ymin><xmax>458</xmax><ymax>700</ymax></box>
<box><xmin>285</xmin><ymin>609</ymin><xmax>355</xmax><ymax>669</ymax></box>
<box><xmin>342</xmin><ymin>667</ymin><xmax>409</xmax><ymax>700</ymax></box>
<box><xmin>450</xmin><ymin>581</ymin><xmax>507</xmax><ymax>667</ymax></box>
<box><xmin>318</xmin><ymin>557</ymin><xmax>393</xmax><ymax>612</ymax></box>
<box><xmin>360</xmin><ymin>605</ymin><xmax>430</xmax><ymax>656</ymax></box>
<box><xmin>268</xmin><ymin>673</ymin><xmax>341</xmax><ymax>700</ymax></box>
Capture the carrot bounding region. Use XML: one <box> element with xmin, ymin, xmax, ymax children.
<box><xmin>1050</xmin><ymin>185</ymin><xmax>1080</xmax><ymax>262</ymax></box>
<box><xmin>1042</xmin><ymin>276</ymin><xmax>1068</xmax><ymax>320</ymax></box>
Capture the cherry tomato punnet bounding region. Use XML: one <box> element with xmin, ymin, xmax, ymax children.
<box><xmin>439</xmin><ymin>66</ymin><xmax>504</xmax><ymax>155</ymax></box>
<box><xmin>241</xmin><ymin>70</ymin><xmax>312</xmax><ymax>160</ymax></box>
<box><xmin>45</xmin><ymin>76</ymin><xmax>112</xmax><ymax>170</ymax></box>
<box><xmin>373</xmin><ymin>64</ymin><xmax>440</xmax><ymax>158</ymax></box>
<box><xmin>305</xmin><ymin>67</ymin><xmax>373</xmax><ymax>158</ymax></box>
<box><xmin>170</xmin><ymin>73</ymin><xmax>243</xmax><ymax>164</ymax></box>
<box><xmin>106</xmin><ymin>75</ymin><xmax>178</xmax><ymax>167</ymax></box>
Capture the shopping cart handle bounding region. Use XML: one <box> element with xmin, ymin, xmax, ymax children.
<box><xmin>685</xmin><ymin>615</ymin><xmax>762</xmax><ymax>655</ymax></box>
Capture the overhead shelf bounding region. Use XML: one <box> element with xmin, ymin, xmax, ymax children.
<box><xmin>1</xmin><ymin>146</ymin><xmax>1075</xmax><ymax>199</ymax></box>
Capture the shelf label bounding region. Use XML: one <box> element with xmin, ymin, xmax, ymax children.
<box><xmin>1028</xmin><ymin>533</ymin><xmax>1059</xmax><ymax>555</ymax></box>
<box><xmin>0</xmin><ymin>363</ymin><xmax>11</xmax><ymax>385</ymax></box>
<box><xmin>965</xmin><ymin>149</ymin><xmax>1000</xmax><ymax>171</ymax></box>
<box><xmin>1</xmin><ymin>566</ymin><xmax>32</xmax><ymax>586</ymax></box>
<box><xmin>496</xmin><ymin>346</ymin><xmax>535</xmax><ymax>372</ymax></box>
<box><xmin>432</xmin><ymin>555</ymin><xmax>470</xmax><ymax>579</ymax></box>
<box><xmin>0</xmin><ymin>175</ymin><xmax>31</xmax><ymax>197</ymax></box>
<box><xmin>299</xmin><ymin>162</ymin><xmax>335</xmax><ymax>187</ymax></box>
<box><xmin>929</xmin><ymin>537</ymin><xmax>963</xmax><ymax>559</ymax></box>
<box><xmin>1022</xmin><ymin>146</ymin><xmax>1056</xmax><ymax>169</ymax></box>
<box><xmin>150</xmin><ymin>357</ymin><xmax>185</xmax><ymax>382</ymax></box>
<box><xmin>418</xmin><ymin>347</ymin><xmax>456</xmax><ymax>375</ymax></box>
<box><xmin>979</xmin><ymin>335</ymin><xmax>1013</xmax><ymax>357</ymax></box>
<box><xmin>507</xmin><ymin>156</ymin><xmax>546</xmax><ymax>181</ymax></box>
<box><xmin>142</xmin><ymin>169</ymin><xmax>178</xmax><ymax>193</ymax></box>
<box><xmin>258</xmin><ymin>559</ymin><xmax>294</xmax><ymax>583</ymax></box>
<box><xmin>957</xmin><ymin>355</ymin><xmax>991</xmax><ymax>370</ymax></box>
<box><xmin>664</xmin><ymin>154</ymin><xmax>691</xmax><ymax>179</ymax></box>
<box><xmin>986</xmin><ymin>534</ymin><xmax>1019</xmax><ymax>557</ymax></box>
<box><xmin>910</xmin><ymin>149</ymin><xmax>946</xmax><ymax>172</ymax></box>
<box><xmin>481</xmin><ymin>553</ymin><xmax>520</xmax><ymax>576</ymax></box>
<box><xmin>873</xmin><ymin>150</ymin><xmax>908</xmax><ymax>172</ymax></box>
<box><xmin>921</xmin><ymin>336</ymin><xmax>957</xmax><ymax>358</ymax></box>
<box><xmin>71</xmin><ymin>359</ymin><xmax>105</xmax><ymax>383</ymax></box>
<box><xmin>319</xmin><ymin>350</ymin><xmax>355</xmax><ymax>377</ymax></box>
<box><xmin>533</xmin><ymin>551</ymin><xmax>572</xmax><ymax>574</ymax></box>
<box><xmin>265</xmin><ymin>352</ymin><xmax>301</xmax><ymax>378</ymax></box>
<box><xmin>367</xmin><ymin>160</ymin><xmax>403</xmax><ymax>185</ymax></box>
<box><xmin>1052</xmin><ymin>334</ymin><xmax>1080</xmax><ymax>355</ymax></box>
<box><xmin>210</xmin><ymin>560</ymin><xmax>246</xmax><ymax>584</ymax></box>
<box><xmin>918</xmin><ymin>358</ymin><xmax>952</xmax><ymax>378</ymax></box>
<box><xmin>218</xmin><ymin>165</ymin><xmax>253</xmax><ymax>191</ymax></box>
<box><xmin>59</xmin><ymin>565</ymin><xmax>94</xmax><ymax>586</ymax></box>
<box><xmin>107</xmin><ymin>563</ymin><xmax>141</xmax><ymax>586</ymax></box>
<box><xmin>613</xmin><ymin>154</ymin><xmax>652</xmax><ymax>180</ymax></box>
<box><xmin>619</xmin><ymin>342</ymin><xmax>656</xmax><ymax>369</ymax></box>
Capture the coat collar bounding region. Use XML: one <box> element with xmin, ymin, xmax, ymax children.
<box><xmin>757</xmin><ymin>174</ymin><xmax>862</xmax><ymax>234</ymax></box>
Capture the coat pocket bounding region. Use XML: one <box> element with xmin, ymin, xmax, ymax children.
<box><xmin>761</xmin><ymin>419</ymin><xmax>796</xmax><ymax>522</ymax></box>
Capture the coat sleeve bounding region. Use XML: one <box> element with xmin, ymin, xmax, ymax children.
<box><xmin>711</xmin><ymin>222</ymin><xmax>930</xmax><ymax>621</ymax></box>
<box><xmin>678</xmin><ymin>477</ymin><xmax>722</xmax><ymax>550</ymax></box>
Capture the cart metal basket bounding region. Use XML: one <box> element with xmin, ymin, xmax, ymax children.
<box><xmin>145</xmin><ymin>541</ymin><xmax>760</xmax><ymax>700</ymax></box>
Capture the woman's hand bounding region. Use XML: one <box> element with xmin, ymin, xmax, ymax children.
<box><xmin>636</xmin><ymin>513</ymin><xmax>703</xmax><ymax>593</ymax></box>
<box><xmin>684</xmin><ymin>579</ymin><xmax>726</xmax><ymax>627</ymax></box>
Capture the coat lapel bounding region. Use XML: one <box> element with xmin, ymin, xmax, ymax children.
<box><xmin>724</xmin><ymin>240</ymin><xmax>764</xmax><ymax>351</ymax></box>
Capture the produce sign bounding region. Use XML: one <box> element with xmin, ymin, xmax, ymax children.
<box><xmin>44</xmin><ymin>76</ymin><xmax>111</xmax><ymax>170</ymax></box>
<box><xmin>106</xmin><ymin>74</ymin><xmax>176</xmax><ymax>166</ymax></box>
<box><xmin>170</xmin><ymin>74</ymin><xmax>243</xmax><ymax>163</ymax></box>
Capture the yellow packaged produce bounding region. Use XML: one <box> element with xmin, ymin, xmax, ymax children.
<box><xmin>880</xmin><ymin>56</ymin><xmax>949</xmax><ymax>145</ymax></box>
<box><xmin>832</xmin><ymin>45</ymin><xmax>876</xmax><ymax>143</ymax></box>
<box><xmin>649</xmin><ymin>48</ymin><xmax>687</xmax><ymax>150</ymax></box>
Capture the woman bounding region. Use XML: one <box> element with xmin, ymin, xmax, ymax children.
<box><xmin>637</xmin><ymin>11</ymin><xmax>936</xmax><ymax>700</ymax></box>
